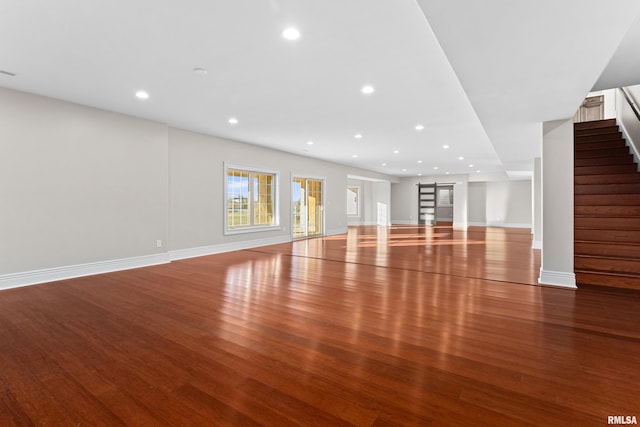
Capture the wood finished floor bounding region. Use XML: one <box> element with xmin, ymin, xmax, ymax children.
<box><xmin>1</xmin><ymin>225</ymin><xmax>639</xmax><ymax>426</ymax></box>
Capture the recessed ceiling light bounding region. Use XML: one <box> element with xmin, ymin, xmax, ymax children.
<box><xmin>282</xmin><ymin>28</ymin><xmax>301</xmax><ymax>40</ymax></box>
<box><xmin>193</xmin><ymin>67</ymin><xmax>208</xmax><ymax>75</ymax></box>
<box><xmin>306</xmin><ymin>141</ymin><xmax>314</xmax><ymax>145</ymax></box>
<box><xmin>352</xmin><ymin>154</ymin><xmax>358</xmax><ymax>158</ymax></box>
<box><xmin>458</xmin><ymin>156</ymin><xmax>464</xmax><ymax>160</ymax></box>
<box><xmin>135</xmin><ymin>90</ymin><xmax>149</xmax><ymax>100</ymax></box>
<box><xmin>228</xmin><ymin>117</ymin><xmax>238</xmax><ymax>125</ymax></box>
<box><xmin>476</xmin><ymin>170</ymin><xmax>481</xmax><ymax>173</ymax></box>
<box><xmin>354</xmin><ymin>134</ymin><xmax>363</xmax><ymax>139</ymax></box>
<box><xmin>442</xmin><ymin>145</ymin><xmax>449</xmax><ymax>149</ymax></box>
<box><xmin>361</xmin><ymin>85</ymin><xmax>375</xmax><ymax>95</ymax></box>
<box><xmin>469</xmin><ymin>164</ymin><xmax>474</xmax><ymax>168</ymax></box>
<box><xmin>446</xmin><ymin>172</ymin><xmax>450</xmax><ymax>175</ymax></box>
<box><xmin>417</xmin><ymin>160</ymin><xmax>423</xmax><ymax>164</ymax></box>
<box><xmin>402</xmin><ymin>168</ymin><xmax>407</xmax><ymax>172</ymax></box>
<box><xmin>434</xmin><ymin>166</ymin><xmax>439</xmax><ymax>170</ymax></box>
<box><xmin>418</xmin><ymin>173</ymin><xmax>423</xmax><ymax>176</ymax></box>
<box><xmin>415</xmin><ymin>124</ymin><xmax>424</xmax><ymax>131</ymax></box>
<box><xmin>393</xmin><ymin>150</ymin><xmax>399</xmax><ymax>154</ymax></box>
<box><xmin>381</xmin><ymin>163</ymin><xmax>387</xmax><ymax>166</ymax></box>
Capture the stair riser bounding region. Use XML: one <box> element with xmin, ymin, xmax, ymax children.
<box><xmin>575</xmin><ymin>155</ymin><xmax>634</xmax><ymax>167</ymax></box>
<box><xmin>575</xmin><ymin>229</ymin><xmax>640</xmax><ymax>243</ymax></box>
<box><xmin>575</xmin><ymin>257</ymin><xmax>640</xmax><ymax>275</ymax></box>
<box><xmin>575</xmin><ymin>133</ymin><xmax>622</xmax><ymax>143</ymax></box>
<box><xmin>575</xmin><ymin>174</ymin><xmax>640</xmax><ymax>185</ymax></box>
<box><xmin>575</xmin><ymin>194</ymin><xmax>640</xmax><ymax>205</ymax></box>
<box><xmin>575</xmin><ymin>147</ymin><xmax>629</xmax><ymax>158</ymax></box>
<box><xmin>575</xmin><ymin>205</ymin><xmax>640</xmax><ymax>216</ymax></box>
<box><xmin>575</xmin><ymin>242</ymin><xmax>640</xmax><ymax>258</ymax></box>
<box><xmin>574</xmin><ymin>126</ymin><xmax>621</xmax><ymax>136</ymax></box>
<box><xmin>575</xmin><ymin>183</ymin><xmax>640</xmax><ymax>195</ymax></box>
<box><xmin>575</xmin><ymin>164</ymin><xmax>638</xmax><ymax>175</ymax></box>
<box><xmin>575</xmin><ymin>271</ymin><xmax>640</xmax><ymax>290</ymax></box>
<box><xmin>575</xmin><ymin>217</ymin><xmax>640</xmax><ymax>230</ymax></box>
<box><xmin>574</xmin><ymin>119</ymin><xmax>617</xmax><ymax>131</ymax></box>
<box><xmin>575</xmin><ymin>140</ymin><xmax>627</xmax><ymax>150</ymax></box>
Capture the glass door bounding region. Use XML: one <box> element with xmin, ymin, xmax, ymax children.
<box><xmin>292</xmin><ymin>177</ymin><xmax>324</xmax><ymax>238</ymax></box>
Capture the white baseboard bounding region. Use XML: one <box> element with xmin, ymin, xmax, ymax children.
<box><xmin>169</xmin><ymin>235</ymin><xmax>291</xmax><ymax>261</ymax></box>
<box><xmin>0</xmin><ymin>253</ymin><xmax>171</xmax><ymax>291</ymax></box>
<box><xmin>538</xmin><ymin>269</ymin><xmax>577</xmax><ymax>288</ymax></box>
<box><xmin>326</xmin><ymin>227</ymin><xmax>348</xmax><ymax>236</ymax></box>
<box><xmin>391</xmin><ymin>220</ymin><xmax>419</xmax><ymax>225</ymax></box>
<box><xmin>468</xmin><ymin>221</ymin><xmax>533</xmax><ymax>229</ymax></box>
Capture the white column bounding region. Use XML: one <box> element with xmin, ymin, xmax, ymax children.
<box><xmin>531</xmin><ymin>157</ymin><xmax>542</xmax><ymax>249</ymax></box>
<box><xmin>539</xmin><ymin>119</ymin><xmax>576</xmax><ymax>288</ymax></box>
<box><xmin>453</xmin><ymin>176</ymin><xmax>468</xmax><ymax>229</ymax></box>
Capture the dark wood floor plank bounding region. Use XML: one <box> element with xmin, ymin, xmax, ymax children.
<box><xmin>1</xmin><ymin>225</ymin><xmax>640</xmax><ymax>425</ymax></box>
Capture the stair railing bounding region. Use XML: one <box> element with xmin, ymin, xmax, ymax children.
<box><xmin>617</xmin><ymin>87</ymin><xmax>640</xmax><ymax>171</ymax></box>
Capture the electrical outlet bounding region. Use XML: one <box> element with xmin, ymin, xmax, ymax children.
<box><xmin>156</xmin><ymin>240</ymin><xmax>162</xmax><ymax>248</ymax></box>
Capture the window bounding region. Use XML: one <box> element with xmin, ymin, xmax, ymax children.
<box><xmin>225</xmin><ymin>164</ymin><xmax>279</xmax><ymax>234</ymax></box>
<box><xmin>347</xmin><ymin>186</ymin><xmax>359</xmax><ymax>216</ymax></box>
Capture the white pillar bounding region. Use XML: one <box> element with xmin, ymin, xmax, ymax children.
<box><xmin>539</xmin><ymin>119</ymin><xmax>576</xmax><ymax>288</ymax></box>
<box><xmin>453</xmin><ymin>177</ymin><xmax>468</xmax><ymax>229</ymax></box>
<box><xmin>532</xmin><ymin>157</ymin><xmax>542</xmax><ymax>249</ymax></box>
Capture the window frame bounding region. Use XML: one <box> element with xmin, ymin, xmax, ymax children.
<box><xmin>224</xmin><ymin>163</ymin><xmax>280</xmax><ymax>235</ymax></box>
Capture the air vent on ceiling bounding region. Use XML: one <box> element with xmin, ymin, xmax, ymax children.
<box><xmin>0</xmin><ymin>70</ymin><xmax>16</xmax><ymax>77</ymax></box>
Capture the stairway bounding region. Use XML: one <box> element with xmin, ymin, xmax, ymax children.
<box><xmin>574</xmin><ymin>118</ymin><xmax>640</xmax><ymax>291</ymax></box>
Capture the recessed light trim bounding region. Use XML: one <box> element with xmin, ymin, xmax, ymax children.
<box><xmin>469</xmin><ymin>164</ymin><xmax>474</xmax><ymax>168</ymax></box>
<box><xmin>352</xmin><ymin>154</ymin><xmax>358</xmax><ymax>158</ymax></box>
<box><xmin>402</xmin><ymin>168</ymin><xmax>407</xmax><ymax>172</ymax></box>
<box><xmin>434</xmin><ymin>166</ymin><xmax>439</xmax><ymax>170</ymax></box>
<box><xmin>381</xmin><ymin>163</ymin><xmax>387</xmax><ymax>166</ymax></box>
<box><xmin>458</xmin><ymin>156</ymin><xmax>464</xmax><ymax>160</ymax></box>
<box><xmin>135</xmin><ymin>90</ymin><xmax>149</xmax><ymax>100</ymax></box>
<box><xmin>307</xmin><ymin>141</ymin><xmax>314</xmax><ymax>145</ymax></box>
<box><xmin>442</xmin><ymin>145</ymin><xmax>449</xmax><ymax>149</ymax></box>
<box><xmin>354</xmin><ymin>134</ymin><xmax>363</xmax><ymax>139</ymax></box>
<box><xmin>228</xmin><ymin>117</ymin><xmax>239</xmax><ymax>125</ymax></box>
<box><xmin>417</xmin><ymin>160</ymin><xmax>423</xmax><ymax>164</ymax></box>
<box><xmin>282</xmin><ymin>28</ymin><xmax>301</xmax><ymax>40</ymax></box>
<box><xmin>361</xmin><ymin>85</ymin><xmax>375</xmax><ymax>95</ymax></box>
<box><xmin>393</xmin><ymin>150</ymin><xmax>399</xmax><ymax>154</ymax></box>
<box><xmin>415</xmin><ymin>124</ymin><xmax>424</xmax><ymax>131</ymax></box>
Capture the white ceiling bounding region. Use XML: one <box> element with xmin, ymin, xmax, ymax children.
<box><xmin>2</xmin><ymin>1</ymin><xmax>640</xmax><ymax>178</ymax></box>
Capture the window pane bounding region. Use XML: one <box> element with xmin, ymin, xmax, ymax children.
<box><xmin>227</xmin><ymin>170</ymin><xmax>249</xmax><ymax>228</ymax></box>
<box><xmin>253</xmin><ymin>173</ymin><xmax>273</xmax><ymax>225</ymax></box>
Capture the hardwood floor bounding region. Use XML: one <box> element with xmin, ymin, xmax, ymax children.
<box><xmin>1</xmin><ymin>225</ymin><xmax>639</xmax><ymax>426</ymax></box>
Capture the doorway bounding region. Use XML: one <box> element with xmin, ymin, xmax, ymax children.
<box><xmin>292</xmin><ymin>177</ymin><xmax>324</xmax><ymax>238</ymax></box>
<box><xmin>573</xmin><ymin>95</ymin><xmax>604</xmax><ymax>123</ymax></box>
<box><xmin>418</xmin><ymin>183</ymin><xmax>454</xmax><ymax>225</ymax></box>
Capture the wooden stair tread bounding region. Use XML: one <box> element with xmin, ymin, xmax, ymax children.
<box><xmin>573</xmin><ymin>119</ymin><xmax>617</xmax><ymax>130</ymax></box>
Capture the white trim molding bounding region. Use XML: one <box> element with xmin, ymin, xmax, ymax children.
<box><xmin>532</xmin><ymin>239</ymin><xmax>542</xmax><ymax>249</ymax></box>
<box><xmin>0</xmin><ymin>253</ymin><xmax>171</xmax><ymax>291</ymax></box>
<box><xmin>538</xmin><ymin>269</ymin><xmax>577</xmax><ymax>288</ymax></box>
<box><xmin>170</xmin><ymin>235</ymin><xmax>291</xmax><ymax>261</ymax></box>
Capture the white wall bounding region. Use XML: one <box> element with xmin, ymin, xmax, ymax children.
<box><xmin>348</xmin><ymin>178</ymin><xmax>391</xmax><ymax>226</ymax></box>
<box><xmin>468</xmin><ymin>180</ymin><xmax>532</xmax><ymax>227</ymax></box>
<box><xmin>0</xmin><ymin>87</ymin><xmax>395</xmax><ymax>288</ymax></box>
<box><xmin>0</xmin><ymin>87</ymin><xmax>169</xmax><ymax>277</ymax></box>
<box><xmin>539</xmin><ymin>119</ymin><xmax>575</xmax><ymax>288</ymax></box>
<box><xmin>392</xmin><ymin>174</ymin><xmax>531</xmax><ymax>228</ymax></box>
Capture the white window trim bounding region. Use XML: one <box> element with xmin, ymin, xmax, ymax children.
<box><xmin>291</xmin><ymin>173</ymin><xmax>327</xmax><ymax>239</ymax></box>
<box><xmin>224</xmin><ymin>162</ymin><xmax>280</xmax><ymax>235</ymax></box>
